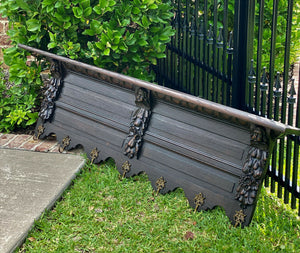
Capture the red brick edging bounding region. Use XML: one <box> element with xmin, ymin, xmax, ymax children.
<box><xmin>0</xmin><ymin>133</ymin><xmax>60</xmax><ymax>153</ymax></box>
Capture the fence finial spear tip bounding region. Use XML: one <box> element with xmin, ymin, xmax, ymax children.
<box><xmin>275</xmin><ymin>72</ymin><xmax>281</xmax><ymax>90</ymax></box>
<box><xmin>217</xmin><ymin>27</ymin><xmax>223</xmax><ymax>48</ymax></box>
<box><xmin>249</xmin><ymin>59</ymin><xmax>256</xmax><ymax>76</ymax></box>
<box><xmin>260</xmin><ymin>67</ymin><xmax>268</xmax><ymax>84</ymax></box>
<box><xmin>207</xmin><ymin>24</ymin><xmax>213</xmax><ymax>44</ymax></box>
<box><xmin>288</xmin><ymin>79</ymin><xmax>296</xmax><ymax>97</ymax></box>
<box><xmin>273</xmin><ymin>72</ymin><xmax>282</xmax><ymax>98</ymax></box>
<box><xmin>248</xmin><ymin>59</ymin><xmax>256</xmax><ymax>84</ymax></box>
<box><xmin>260</xmin><ymin>67</ymin><xmax>268</xmax><ymax>91</ymax></box>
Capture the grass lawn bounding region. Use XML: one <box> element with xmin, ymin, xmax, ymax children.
<box><xmin>18</xmin><ymin>159</ymin><xmax>300</xmax><ymax>253</ymax></box>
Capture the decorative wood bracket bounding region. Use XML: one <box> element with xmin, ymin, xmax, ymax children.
<box><xmin>123</xmin><ymin>88</ymin><xmax>152</xmax><ymax>159</ymax></box>
<box><xmin>236</xmin><ymin>126</ymin><xmax>269</xmax><ymax>207</ymax></box>
<box><xmin>39</xmin><ymin>60</ymin><xmax>64</xmax><ymax>121</ymax></box>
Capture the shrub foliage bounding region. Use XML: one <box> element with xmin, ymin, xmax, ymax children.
<box><xmin>0</xmin><ymin>0</ymin><xmax>174</xmax><ymax>132</ymax></box>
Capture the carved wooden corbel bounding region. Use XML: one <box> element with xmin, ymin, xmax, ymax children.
<box><xmin>39</xmin><ymin>60</ymin><xmax>64</xmax><ymax>121</ymax></box>
<box><xmin>123</xmin><ymin>88</ymin><xmax>152</xmax><ymax>159</ymax></box>
<box><xmin>236</xmin><ymin>126</ymin><xmax>269</xmax><ymax>207</ymax></box>
<box><xmin>34</xmin><ymin>59</ymin><xmax>65</xmax><ymax>140</ymax></box>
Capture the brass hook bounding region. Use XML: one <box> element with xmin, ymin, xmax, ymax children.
<box><xmin>120</xmin><ymin>161</ymin><xmax>131</xmax><ymax>180</ymax></box>
<box><xmin>155</xmin><ymin>177</ymin><xmax>166</xmax><ymax>196</ymax></box>
<box><xmin>194</xmin><ymin>192</ymin><xmax>206</xmax><ymax>213</ymax></box>
<box><xmin>59</xmin><ymin>136</ymin><xmax>71</xmax><ymax>153</ymax></box>
<box><xmin>234</xmin><ymin>209</ymin><xmax>247</xmax><ymax>228</ymax></box>
<box><xmin>33</xmin><ymin>124</ymin><xmax>45</xmax><ymax>141</ymax></box>
<box><xmin>90</xmin><ymin>147</ymin><xmax>99</xmax><ymax>164</ymax></box>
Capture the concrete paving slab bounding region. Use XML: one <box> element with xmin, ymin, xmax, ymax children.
<box><xmin>0</xmin><ymin>148</ymin><xmax>85</xmax><ymax>253</ymax></box>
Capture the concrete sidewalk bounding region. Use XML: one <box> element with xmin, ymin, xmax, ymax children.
<box><xmin>0</xmin><ymin>138</ymin><xmax>85</xmax><ymax>253</ymax></box>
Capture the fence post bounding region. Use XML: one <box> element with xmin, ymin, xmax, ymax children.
<box><xmin>231</xmin><ymin>0</ymin><xmax>255</xmax><ymax>110</ymax></box>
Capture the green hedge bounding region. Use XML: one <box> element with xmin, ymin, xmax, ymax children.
<box><xmin>0</xmin><ymin>0</ymin><xmax>174</xmax><ymax>132</ymax></box>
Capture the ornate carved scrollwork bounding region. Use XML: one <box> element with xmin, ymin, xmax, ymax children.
<box><xmin>59</xmin><ymin>136</ymin><xmax>71</xmax><ymax>153</ymax></box>
<box><xmin>121</xmin><ymin>161</ymin><xmax>131</xmax><ymax>179</ymax></box>
<box><xmin>155</xmin><ymin>176</ymin><xmax>166</xmax><ymax>195</ymax></box>
<box><xmin>194</xmin><ymin>192</ymin><xmax>206</xmax><ymax>212</ymax></box>
<box><xmin>33</xmin><ymin>124</ymin><xmax>45</xmax><ymax>140</ymax></box>
<box><xmin>236</xmin><ymin>127</ymin><xmax>268</xmax><ymax>207</ymax></box>
<box><xmin>123</xmin><ymin>88</ymin><xmax>152</xmax><ymax>159</ymax></box>
<box><xmin>39</xmin><ymin>60</ymin><xmax>64</xmax><ymax>121</ymax></box>
<box><xmin>234</xmin><ymin>209</ymin><xmax>247</xmax><ymax>227</ymax></box>
<box><xmin>90</xmin><ymin>148</ymin><xmax>99</xmax><ymax>164</ymax></box>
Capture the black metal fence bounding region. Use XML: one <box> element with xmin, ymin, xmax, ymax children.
<box><xmin>155</xmin><ymin>0</ymin><xmax>300</xmax><ymax>214</ymax></box>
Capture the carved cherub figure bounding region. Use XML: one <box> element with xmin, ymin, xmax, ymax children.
<box><xmin>135</xmin><ymin>88</ymin><xmax>151</xmax><ymax>109</ymax></box>
<box><xmin>251</xmin><ymin>127</ymin><xmax>267</xmax><ymax>144</ymax></box>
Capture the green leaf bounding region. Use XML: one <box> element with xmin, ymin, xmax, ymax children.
<box><xmin>109</xmin><ymin>0</ymin><xmax>116</xmax><ymax>6</ymax></box>
<box><xmin>42</xmin><ymin>0</ymin><xmax>56</xmax><ymax>7</ymax></box>
<box><xmin>26</xmin><ymin>19</ymin><xmax>41</xmax><ymax>32</ymax></box>
<box><xmin>119</xmin><ymin>42</ymin><xmax>128</xmax><ymax>51</ymax></box>
<box><xmin>155</xmin><ymin>53</ymin><xmax>165</xmax><ymax>58</ymax></box>
<box><xmin>80</xmin><ymin>0</ymin><xmax>90</xmax><ymax>9</ymax></box>
<box><xmin>150</xmin><ymin>27</ymin><xmax>160</xmax><ymax>33</ymax></box>
<box><xmin>28</xmin><ymin>34</ymin><xmax>38</xmax><ymax>42</ymax></box>
<box><xmin>16</xmin><ymin>0</ymin><xmax>31</xmax><ymax>11</ymax></box>
<box><xmin>101</xmin><ymin>33</ymin><xmax>109</xmax><ymax>44</ymax></box>
<box><xmin>99</xmin><ymin>0</ymin><xmax>108</xmax><ymax>9</ymax></box>
<box><xmin>54</xmin><ymin>12</ymin><xmax>65</xmax><ymax>22</ymax></box>
<box><xmin>48</xmin><ymin>32</ymin><xmax>56</xmax><ymax>41</ymax></box>
<box><xmin>129</xmin><ymin>46</ymin><xmax>138</xmax><ymax>53</ymax></box>
<box><xmin>64</xmin><ymin>22</ymin><xmax>72</xmax><ymax>30</ymax></box>
<box><xmin>149</xmin><ymin>4</ymin><xmax>158</xmax><ymax>9</ymax></box>
<box><xmin>103</xmin><ymin>48</ymin><xmax>110</xmax><ymax>56</ymax></box>
<box><xmin>26</xmin><ymin>118</ymin><xmax>37</xmax><ymax>126</ymax></box>
<box><xmin>95</xmin><ymin>42</ymin><xmax>104</xmax><ymax>50</ymax></box>
<box><xmin>26</xmin><ymin>112</ymin><xmax>38</xmax><ymax>125</ymax></box>
<box><xmin>84</xmin><ymin>7</ymin><xmax>92</xmax><ymax>17</ymax></box>
<box><xmin>83</xmin><ymin>20</ymin><xmax>102</xmax><ymax>36</ymax></box>
<box><xmin>73</xmin><ymin>6</ymin><xmax>83</xmax><ymax>18</ymax></box>
<box><xmin>48</xmin><ymin>42</ymin><xmax>57</xmax><ymax>49</ymax></box>
<box><xmin>132</xmin><ymin>7</ymin><xmax>140</xmax><ymax>15</ymax></box>
<box><xmin>132</xmin><ymin>55</ymin><xmax>142</xmax><ymax>62</ymax></box>
<box><xmin>82</xmin><ymin>29</ymin><xmax>95</xmax><ymax>36</ymax></box>
<box><xmin>126</xmin><ymin>37</ymin><xmax>137</xmax><ymax>46</ymax></box>
<box><xmin>138</xmin><ymin>39</ymin><xmax>148</xmax><ymax>46</ymax></box>
<box><xmin>121</xmin><ymin>19</ymin><xmax>130</xmax><ymax>26</ymax></box>
<box><xmin>113</xmin><ymin>37</ymin><xmax>120</xmax><ymax>45</ymax></box>
<box><xmin>93</xmin><ymin>5</ymin><xmax>102</xmax><ymax>15</ymax></box>
<box><xmin>142</xmin><ymin>15</ymin><xmax>149</xmax><ymax>28</ymax></box>
<box><xmin>158</xmin><ymin>35</ymin><xmax>170</xmax><ymax>41</ymax></box>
